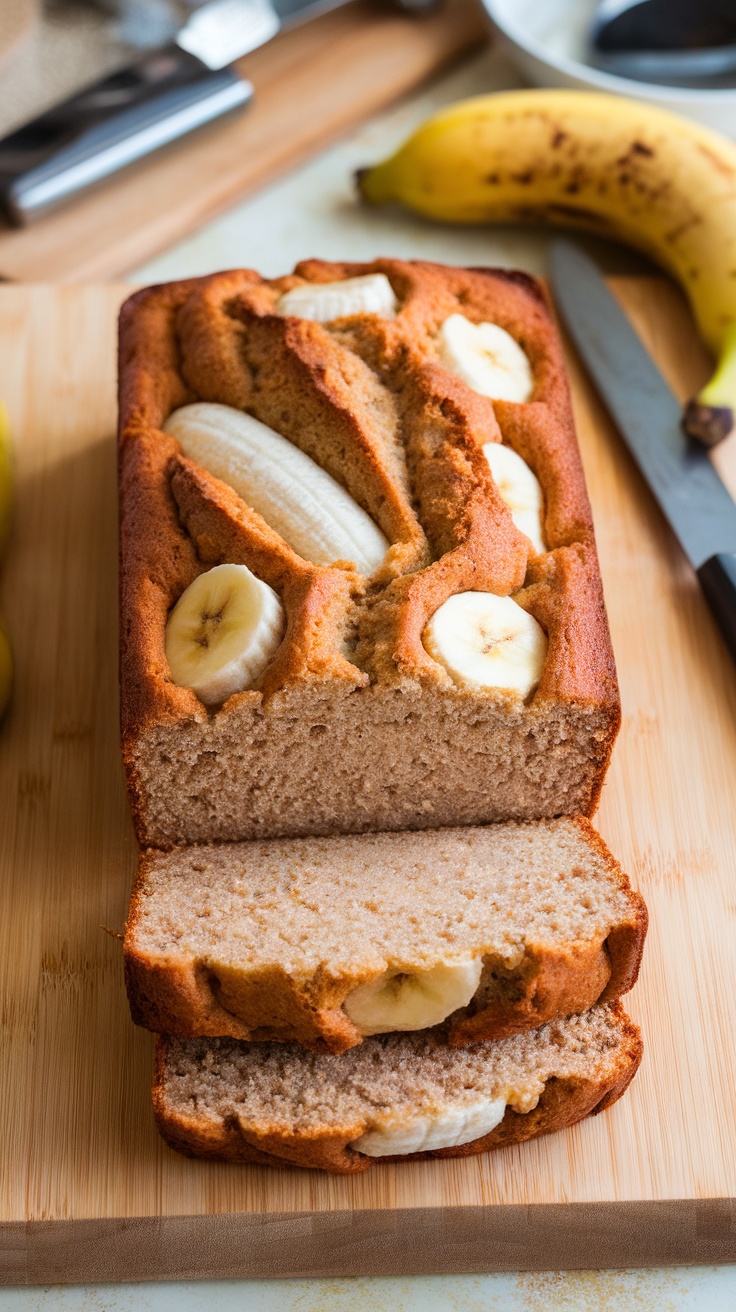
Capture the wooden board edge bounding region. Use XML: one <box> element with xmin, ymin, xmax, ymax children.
<box><xmin>2</xmin><ymin>1201</ymin><xmax>735</xmax><ymax>1283</ymax></box>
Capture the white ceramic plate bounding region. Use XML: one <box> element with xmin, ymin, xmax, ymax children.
<box><xmin>482</xmin><ymin>0</ymin><xmax>736</xmax><ymax>133</ymax></box>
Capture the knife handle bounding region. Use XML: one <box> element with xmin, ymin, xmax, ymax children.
<box><xmin>697</xmin><ymin>553</ymin><xmax>736</xmax><ymax>663</ymax></box>
<box><xmin>0</xmin><ymin>47</ymin><xmax>252</xmax><ymax>226</ymax></box>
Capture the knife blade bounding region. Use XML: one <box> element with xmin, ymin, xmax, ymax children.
<box><xmin>0</xmin><ymin>0</ymin><xmax>342</xmax><ymax>224</ymax></box>
<box><xmin>549</xmin><ymin>237</ymin><xmax>736</xmax><ymax>662</ymax></box>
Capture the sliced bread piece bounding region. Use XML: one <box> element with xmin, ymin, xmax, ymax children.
<box><xmin>125</xmin><ymin>817</ymin><xmax>646</xmax><ymax>1051</ymax></box>
<box><xmin>153</xmin><ymin>1000</ymin><xmax>642</xmax><ymax>1172</ymax></box>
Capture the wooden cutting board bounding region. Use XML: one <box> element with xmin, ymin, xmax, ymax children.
<box><xmin>0</xmin><ymin>280</ymin><xmax>735</xmax><ymax>1284</ymax></box>
<box><xmin>0</xmin><ymin>0</ymin><xmax>487</xmax><ymax>283</ymax></box>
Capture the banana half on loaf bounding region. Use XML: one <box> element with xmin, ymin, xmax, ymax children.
<box><xmin>125</xmin><ymin>817</ymin><xmax>646</xmax><ymax>1053</ymax></box>
<box><xmin>118</xmin><ymin>259</ymin><xmax>620</xmax><ymax>847</ymax></box>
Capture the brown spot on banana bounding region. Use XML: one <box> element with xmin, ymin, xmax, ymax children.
<box><xmin>665</xmin><ymin>216</ymin><xmax>704</xmax><ymax>244</ymax></box>
<box><xmin>616</xmin><ymin>141</ymin><xmax>655</xmax><ymax>165</ymax></box>
<box><xmin>537</xmin><ymin>204</ymin><xmax>616</xmax><ymax>228</ymax></box>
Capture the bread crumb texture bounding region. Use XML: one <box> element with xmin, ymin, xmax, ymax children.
<box><xmin>153</xmin><ymin>1000</ymin><xmax>642</xmax><ymax>1171</ymax></box>
<box><xmin>118</xmin><ymin>260</ymin><xmax>620</xmax><ymax>846</ymax></box>
<box><xmin>125</xmin><ymin>817</ymin><xmax>646</xmax><ymax>1048</ymax></box>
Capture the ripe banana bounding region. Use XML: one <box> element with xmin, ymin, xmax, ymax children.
<box><xmin>358</xmin><ymin>88</ymin><xmax>736</xmax><ymax>445</ymax></box>
<box><xmin>343</xmin><ymin>958</ymin><xmax>482</xmax><ymax>1036</ymax></box>
<box><xmin>423</xmin><ymin>592</ymin><xmax>547</xmax><ymax>698</ymax></box>
<box><xmin>165</xmin><ymin>403</ymin><xmax>389</xmax><ymax>576</ymax></box>
<box><xmin>352</xmin><ymin>1095</ymin><xmax>506</xmax><ymax>1156</ymax></box>
<box><xmin>483</xmin><ymin>443</ymin><xmax>545</xmax><ymax>555</ymax></box>
<box><xmin>438</xmin><ymin>314</ymin><xmax>533</xmax><ymax>402</ymax></box>
<box><xmin>276</xmin><ymin>272</ymin><xmax>397</xmax><ymax>322</ymax></box>
<box><xmin>165</xmin><ymin>563</ymin><xmax>284</xmax><ymax>705</ymax></box>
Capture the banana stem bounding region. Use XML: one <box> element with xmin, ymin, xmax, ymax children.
<box><xmin>355</xmin><ymin>165</ymin><xmax>396</xmax><ymax>207</ymax></box>
<box><xmin>683</xmin><ymin>323</ymin><xmax>736</xmax><ymax>448</ymax></box>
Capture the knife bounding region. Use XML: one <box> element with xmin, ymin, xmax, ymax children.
<box><xmin>0</xmin><ymin>0</ymin><xmax>360</xmax><ymax>225</ymax></box>
<box><xmin>549</xmin><ymin>238</ymin><xmax>736</xmax><ymax>664</ymax></box>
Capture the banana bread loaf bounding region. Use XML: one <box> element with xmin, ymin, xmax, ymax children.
<box><xmin>118</xmin><ymin>259</ymin><xmax>620</xmax><ymax>847</ymax></box>
<box><xmin>125</xmin><ymin>817</ymin><xmax>646</xmax><ymax>1050</ymax></box>
<box><xmin>153</xmin><ymin>1000</ymin><xmax>642</xmax><ymax>1171</ymax></box>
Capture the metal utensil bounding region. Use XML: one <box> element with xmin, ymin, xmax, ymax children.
<box><xmin>590</xmin><ymin>0</ymin><xmax>736</xmax><ymax>87</ymax></box>
<box><xmin>549</xmin><ymin>238</ymin><xmax>736</xmax><ymax>663</ymax></box>
<box><xmin>0</xmin><ymin>0</ymin><xmax>348</xmax><ymax>224</ymax></box>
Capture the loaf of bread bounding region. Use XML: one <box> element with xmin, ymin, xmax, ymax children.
<box><xmin>153</xmin><ymin>1000</ymin><xmax>641</xmax><ymax>1172</ymax></box>
<box><xmin>125</xmin><ymin>817</ymin><xmax>646</xmax><ymax>1050</ymax></box>
<box><xmin>118</xmin><ymin>259</ymin><xmax>620</xmax><ymax>848</ymax></box>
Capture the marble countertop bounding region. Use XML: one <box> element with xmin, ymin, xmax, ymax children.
<box><xmin>2</xmin><ymin>1265</ymin><xmax>736</xmax><ymax>1310</ymax></box>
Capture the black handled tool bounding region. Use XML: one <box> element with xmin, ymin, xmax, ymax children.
<box><xmin>0</xmin><ymin>0</ymin><xmax>354</xmax><ymax>223</ymax></box>
<box><xmin>549</xmin><ymin>238</ymin><xmax>736</xmax><ymax>665</ymax></box>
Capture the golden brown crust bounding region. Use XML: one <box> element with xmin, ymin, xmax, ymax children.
<box><xmin>119</xmin><ymin>260</ymin><xmax>620</xmax><ymax>847</ymax></box>
<box><xmin>124</xmin><ymin>817</ymin><xmax>646</xmax><ymax>1052</ymax></box>
<box><xmin>151</xmin><ymin>1004</ymin><xmax>643</xmax><ymax>1173</ymax></box>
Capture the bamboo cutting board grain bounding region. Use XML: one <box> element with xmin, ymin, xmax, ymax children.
<box><xmin>0</xmin><ymin>280</ymin><xmax>735</xmax><ymax>1283</ymax></box>
<box><xmin>0</xmin><ymin>0</ymin><xmax>486</xmax><ymax>283</ymax></box>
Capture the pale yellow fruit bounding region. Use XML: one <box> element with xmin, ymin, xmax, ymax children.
<box><xmin>165</xmin><ymin>563</ymin><xmax>284</xmax><ymax>705</ymax></box>
<box><xmin>352</xmin><ymin>1097</ymin><xmax>506</xmax><ymax>1156</ymax></box>
<box><xmin>165</xmin><ymin>403</ymin><xmax>389</xmax><ymax>575</ymax></box>
<box><xmin>344</xmin><ymin>958</ymin><xmax>482</xmax><ymax>1036</ymax></box>
<box><xmin>423</xmin><ymin>591</ymin><xmax>547</xmax><ymax>698</ymax></box>
<box><xmin>483</xmin><ymin>443</ymin><xmax>545</xmax><ymax>555</ymax></box>
<box><xmin>276</xmin><ymin>273</ymin><xmax>397</xmax><ymax>322</ymax></box>
<box><xmin>438</xmin><ymin>315</ymin><xmax>533</xmax><ymax>402</ymax></box>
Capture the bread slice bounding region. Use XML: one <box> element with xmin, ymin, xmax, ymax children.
<box><xmin>125</xmin><ymin>817</ymin><xmax>646</xmax><ymax>1051</ymax></box>
<box><xmin>118</xmin><ymin>258</ymin><xmax>620</xmax><ymax>848</ymax></box>
<box><xmin>153</xmin><ymin>1000</ymin><xmax>642</xmax><ymax>1172</ymax></box>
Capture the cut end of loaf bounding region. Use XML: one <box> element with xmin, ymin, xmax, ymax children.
<box><xmin>119</xmin><ymin>259</ymin><xmax>619</xmax><ymax>847</ymax></box>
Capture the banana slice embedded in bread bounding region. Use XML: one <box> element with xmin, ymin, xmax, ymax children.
<box><xmin>165</xmin><ymin>563</ymin><xmax>284</xmax><ymax>705</ymax></box>
<box><xmin>422</xmin><ymin>592</ymin><xmax>547</xmax><ymax>698</ymax></box>
<box><xmin>438</xmin><ymin>314</ymin><xmax>534</xmax><ymax>401</ymax></box>
<box><xmin>125</xmin><ymin>819</ymin><xmax>647</xmax><ymax>1051</ymax></box>
<box><xmin>165</xmin><ymin>403</ymin><xmax>389</xmax><ymax>576</ymax></box>
<box><xmin>276</xmin><ymin>273</ymin><xmax>398</xmax><ymax>322</ymax></box>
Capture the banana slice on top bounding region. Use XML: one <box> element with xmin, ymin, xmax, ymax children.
<box><xmin>423</xmin><ymin>592</ymin><xmax>547</xmax><ymax>698</ymax></box>
<box><xmin>344</xmin><ymin>958</ymin><xmax>482</xmax><ymax>1036</ymax></box>
<box><xmin>438</xmin><ymin>314</ymin><xmax>534</xmax><ymax>402</ymax></box>
<box><xmin>352</xmin><ymin>1096</ymin><xmax>507</xmax><ymax>1157</ymax></box>
<box><xmin>165</xmin><ymin>563</ymin><xmax>284</xmax><ymax>705</ymax></box>
<box><xmin>165</xmin><ymin>403</ymin><xmax>389</xmax><ymax>576</ymax></box>
<box><xmin>483</xmin><ymin>442</ymin><xmax>546</xmax><ymax>555</ymax></box>
<box><xmin>275</xmin><ymin>273</ymin><xmax>398</xmax><ymax>322</ymax></box>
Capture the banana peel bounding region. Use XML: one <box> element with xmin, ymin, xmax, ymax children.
<box><xmin>357</xmin><ymin>88</ymin><xmax>736</xmax><ymax>447</ymax></box>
